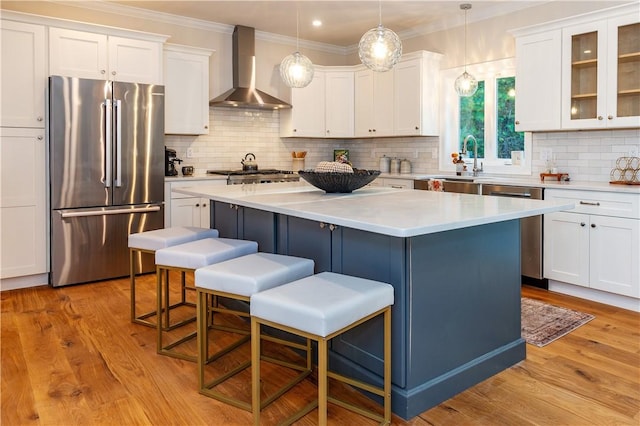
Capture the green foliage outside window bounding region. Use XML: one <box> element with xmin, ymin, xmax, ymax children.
<box><xmin>496</xmin><ymin>77</ymin><xmax>524</xmax><ymax>159</ymax></box>
<box><xmin>459</xmin><ymin>77</ymin><xmax>524</xmax><ymax>160</ymax></box>
<box><xmin>459</xmin><ymin>81</ymin><xmax>485</xmax><ymax>158</ymax></box>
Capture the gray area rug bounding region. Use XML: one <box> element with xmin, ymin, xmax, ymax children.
<box><xmin>521</xmin><ymin>297</ymin><xmax>595</xmax><ymax>347</ymax></box>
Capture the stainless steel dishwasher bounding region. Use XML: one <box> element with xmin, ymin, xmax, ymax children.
<box><xmin>481</xmin><ymin>184</ymin><xmax>547</xmax><ymax>288</ymax></box>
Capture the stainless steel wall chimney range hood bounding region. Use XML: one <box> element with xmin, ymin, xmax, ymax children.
<box><xmin>210</xmin><ymin>25</ymin><xmax>291</xmax><ymax>110</ymax></box>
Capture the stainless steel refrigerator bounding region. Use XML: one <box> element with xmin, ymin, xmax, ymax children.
<box><xmin>49</xmin><ymin>75</ymin><xmax>165</xmax><ymax>287</ymax></box>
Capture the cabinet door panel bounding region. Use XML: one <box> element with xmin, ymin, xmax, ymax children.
<box><xmin>1</xmin><ymin>21</ymin><xmax>46</xmax><ymax>127</ymax></box>
<box><xmin>590</xmin><ymin>216</ymin><xmax>640</xmax><ymax>297</ymax></box>
<box><xmin>279</xmin><ymin>216</ymin><xmax>331</xmax><ymax>273</ymax></box>
<box><xmin>49</xmin><ymin>27</ymin><xmax>107</xmax><ymax>80</ymax></box>
<box><xmin>354</xmin><ymin>69</ymin><xmax>373</xmax><ymax>137</ymax></box>
<box><xmin>394</xmin><ymin>59</ymin><xmax>422</xmax><ymax>135</ymax></box>
<box><xmin>543</xmin><ymin>212</ymin><xmax>590</xmax><ymax>285</ymax></box>
<box><xmin>170</xmin><ymin>197</ymin><xmax>200</xmax><ymax>227</ymax></box>
<box><xmin>515</xmin><ymin>30</ymin><xmax>561</xmax><ymax>131</ymax></box>
<box><xmin>325</xmin><ymin>71</ymin><xmax>354</xmax><ymax>137</ymax></box>
<box><xmin>287</xmin><ymin>72</ymin><xmax>325</xmax><ymax>137</ymax></box>
<box><xmin>108</xmin><ymin>36</ymin><xmax>162</xmax><ymax>84</ymax></box>
<box><xmin>0</xmin><ymin>129</ymin><xmax>47</xmax><ymax>278</ymax></box>
<box><xmin>212</xmin><ymin>201</ymin><xmax>239</xmax><ymax>239</ymax></box>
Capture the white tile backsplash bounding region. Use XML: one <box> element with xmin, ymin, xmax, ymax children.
<box><xmin>166</xmin><ymin>108</ymin><xmax>638</xmax><ymax>181</ymax></box>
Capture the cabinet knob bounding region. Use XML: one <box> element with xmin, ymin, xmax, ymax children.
<box><xmin>195</xmin><ymin>203</ymin><xmax>200</xmax><ymax>207</ymax></box>
<box><xmin>319</xmin><ymin>222</ymin><xmax>326</xmax><ymax>229</ymax></box>
<box><xmin>37</xmin><ymin>135</ymin><xmax>43</xmax><ymax>140</ymax></box>
<box><xmin>415</xmin><ymin>126</ymin><xmax>419</xmax><ymax>130</ymax></box>
<box><xmin>597</xmin><ymin>116</ymin><xmax>603</xmax><ymax>120</ymax></box>
<box><xmin>204</xmin><ymin>125</ymin><xmax>208</xmax><ymax>129</ymax></box>
<box><xmin>326</xmin><ymin>130</ymin><xmax>330</xmax><ymax>134</ymax></box>
<box><xmin>112</xmin><ymin>71</ymin><xmax>117</xmax><ymax>76</ymax></box>
<box><xmin>329</xmin><ymin>224</ymin><xmax>338</xmax><ymax>231</ymax></box>
<box><xmin>372</xmin><ymin>129</ymin><xmax>376</xmax><ymax>132</ymax></box>
<box><xmin>100</xmin><ymin>69</ymin><xmax>106</xmax><ymax>75</ymax></box>
<box><xmin>591</xmin><ymin>223</ymin><xmax>596</xmax><ymax>228</ymax></box>
<box><xmin>580</xmin><ymin>222</ymin><xmax>586</xmax><ymax>227</ymax></box>
<box><xmin>202</xmin><ymin>203</ymin><xmax>207</xmax><ymax>207</ymax></box>
<box><xmin>293</xmin><ymin>129</ymin><xmax>297</xmax><ymax>132</ymax></box>
<box><xmin>36</xmin><ymin>116</ymin><xmax>43</xmax><ymax>122</ymax></box>
<box><xmin>607</xmin><ymin>115</ymin><xmax>613</xmax><ymax>120</ymax></box>
<box><xmin>515</xmin><ymin>120</ymin><xmax>520</xmax><ymax>125</ymax></box>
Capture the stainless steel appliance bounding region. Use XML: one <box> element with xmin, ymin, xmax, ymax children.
<box><xmin>49</xmin><ymin>76</ymin><xmax>165</xmax><ymax>287</ymax></box>
<box><xmin>165</xmin><ymin>147</ymin><xmax>181</xmax><ymax>176</ymax></box>
<box><xmin>481</xmin><ymin>184</ymin><xmax>547</xmax><ymax>288</ymax></box>
<box><xmin>207</xmin><ymin>169</ymin><xmax>300</xmax><ymax>185</ymax></box>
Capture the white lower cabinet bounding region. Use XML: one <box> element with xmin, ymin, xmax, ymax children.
<box><xmin>544</xmin><ymin>189</ymin><xmax>639</xmax><ymax>299</ymax></box>
<box><xmin>0</xmin><ymin>128</ymin><xmax>47</xmax><ymax>279</ymax></box>
<box><xmin>165</xmin><ymin>179</ymin><xmax>226</xmax><ymax>227</ymax></box>
<box><xmin>368</xmin><ymin>178</ymin><xmax>414</xmax><ymax>189</ymax></box>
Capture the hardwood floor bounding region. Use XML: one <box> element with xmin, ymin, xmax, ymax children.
<box><xmin>2</xmin><ymin>274</ymin><xmax>639</xmax><ymax>425</ymax></box>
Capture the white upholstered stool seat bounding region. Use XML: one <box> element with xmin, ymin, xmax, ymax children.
<box><xmin>155</xmin><ymin>237</ymin><xmax>258</xmax><ymax>361</ymax></box>
<box><xmin>128</xmin><ymin>227</ymin><xmax>219</xmax><ymax>328</ymax></box>
<box><xmin>250</xmin><ymin>272</ymin><xmax>394</xmax><ymax>425</ymax></box>
<box><xmin>194</xmin><ymin>253</ymin><xmax>315</xmax><ymax>411</ymax></box>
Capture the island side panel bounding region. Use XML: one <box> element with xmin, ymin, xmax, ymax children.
<box><xmin>404</xmin><ymin>219</ymin><xmax>525</xmax><ymax>417</ymax></box>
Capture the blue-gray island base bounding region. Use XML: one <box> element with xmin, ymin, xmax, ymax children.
<box><xmin>175</xmin><ymin>184</ymin><xmax>572</xmax><ymax>419</ymax></box>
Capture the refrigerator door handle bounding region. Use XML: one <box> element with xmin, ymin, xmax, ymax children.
<box><xmin>104</xmin><ymin>99</ymin><xmax>112</xmax><ymax>188</ymax></box>
<box><xmin>59</xmin><ymin>205</ymin><xmax>161</xmax><ymax>218</ymax></box>
<box><xmin>115</xmin><ymin>99</ymin><xmax>122</xmax><ymax>187</ymax></box>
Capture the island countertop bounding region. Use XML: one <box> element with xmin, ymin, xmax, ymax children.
<box><xmin>174</xmin><ymin>182</ymin><xmax>574</xmax><ymax>238</ymax></box>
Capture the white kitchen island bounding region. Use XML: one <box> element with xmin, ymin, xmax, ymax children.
<box><xmin>176</xmin><ymin>182</ymin><xmax>573</xmax><ymax>419</ymax></box>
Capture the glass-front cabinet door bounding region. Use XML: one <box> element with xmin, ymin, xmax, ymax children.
<box><xmin>562</xmin><ymin>16</ymin><xmax>640</xmax><ymax>129</ymax></box>
<box><xmin>607</xmin><ymin>17</ymin><xmax>640</xmax><ymax>128</ymax></box>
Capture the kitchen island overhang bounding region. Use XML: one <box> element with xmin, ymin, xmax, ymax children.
<box><xmin>175</xmin><ymin>182</ymin><xmax>574</xmax><ymax>419</ymax></box>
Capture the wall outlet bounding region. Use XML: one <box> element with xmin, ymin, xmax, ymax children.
<box><xmin>540</xmin><ymin>147</ymin><xmax>553</xmax><ymax>162</ymax></box>
<box><xmin>186</xmin><ymin>148</ymin><xmax>194</xmax><ymax>158</ymax></box>
<box><xmin>629</xmin><ymin>146</ymin><xmax>639</xmax><ymax>157</ymax></box>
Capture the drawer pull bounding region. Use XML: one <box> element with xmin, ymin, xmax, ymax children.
<box><xmin>580</xmin><ymin>222</ymin><xmax>586</xmax><ymax>227</ymax></box>
<box><xmin>579</xmin><ymin>201</ymin><xmax>600</xmax><ymax>206</ymax></box>
<box><xmin>591</xmin><ymin>223</ymin><xmax>596</xmax><ymax>228</ymax></box>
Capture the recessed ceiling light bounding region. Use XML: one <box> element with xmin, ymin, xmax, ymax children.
<box><xmin>312</xmin><ymin>19</ymin><xmax>322</xmax><ymax>27</ymax></box>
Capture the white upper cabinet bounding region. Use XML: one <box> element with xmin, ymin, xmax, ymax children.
<box><xmin>0</xmin><ymin>20</ymin><xmax>46</xmax><ymax>128</ymax></box>
<box><xmin>49</xmin><ymin>27</ymin><xmax>163</xmax><ymax>84</ymax></box>
<box><xmin>354</xmin><ymin>68</ymin><xmax>394</xmax><ymax>137</ymax></box>
<box><xmin>514</xmin><ymin>30</ymin><xmax>562</xmax><ymax>131</ymax></box>
<box><xmin>164</xmin><ymin>44</ymin><xmax>213</xmax><ymax>135</ymax></box>
<box><xmin>394</xmin><ymin>51</ymin><xmax>442</xmax><ymax>136</ymax></box>
<box><xmin>561</xmin><ymin>12</ymin><xmax>639</xmax><ymax>129</ymax></box>
<box><xmin>281</xmin><ymin>70</ymin><xmax>326</xmax><ymax>138</ymax></box>
<box><xmin>324</xmin><ymin>70</ymin><xmax>354</xmax><ymax>138</ymax></box>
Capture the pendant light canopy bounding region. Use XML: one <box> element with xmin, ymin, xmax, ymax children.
<box><xmin>280</xmin><ymin>6</ymin><xmax>314</xmax><ymax>88</ymax></box>
<box><xmin>358</xmin><ymin>0</ymin><xmax>402</xmax><ymax>72</ymax></box>
<box><xmin>454</xmin><ymin>3</ymin><xmax>478</xmax><ymax>97</ymax></box>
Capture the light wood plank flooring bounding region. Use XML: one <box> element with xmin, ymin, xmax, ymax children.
<box><xmin>2</xmin><ymin>274</ymin><xmax>639</xmax><ymax>425</ymax></box>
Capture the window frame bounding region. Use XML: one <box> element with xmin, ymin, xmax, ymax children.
<box><xmin>439</xmin><ymin>58</ymin><xmax>532</xmax><ymax>175</ymax></box>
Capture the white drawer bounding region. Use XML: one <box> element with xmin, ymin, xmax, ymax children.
<box><xmin>545</xmin><ymin>189</ymin><xmax>639</xmax><ymax>219</ymax></box>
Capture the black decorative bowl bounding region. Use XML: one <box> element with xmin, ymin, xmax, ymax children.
<box><xmin>298</xmin><ymin>170</ymin><xmax>381</xmax><ymax>193</ymax></box>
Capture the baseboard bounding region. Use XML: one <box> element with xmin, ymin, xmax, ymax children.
<box><xmin>548</xmin><ymin>280</ymin><xmax>640</xmax><ymax>312</ymax></box>
<box><xmin>0</xmin><ymin>273</ymin><xmax>49</xmax><ymax>291</ymax></box>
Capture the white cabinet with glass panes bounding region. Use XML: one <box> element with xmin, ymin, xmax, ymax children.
<box><xmin>561</xmin><ymin>14</ymin><xmax>640</xmax><ymax>129</ymax></box>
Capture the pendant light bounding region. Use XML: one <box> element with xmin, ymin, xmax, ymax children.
<box><xmin>358</xmin><ymin>0</ymin><xmax>402</xmax><ymax>72</ymax></box>
<box><xmin>454</xmin><ymin>3</ymin><xmax>478</xmax><ymax>97</ymax></box>
<box><xmin>280</xmin><ymin>5</ymin><xmax>314</xmax><ymax>88</ymax></box>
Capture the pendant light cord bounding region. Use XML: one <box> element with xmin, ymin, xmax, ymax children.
<box><xmin>378</xmin><ymin>0</ymin><xmax>382</xmax><ymax>26</ymax></box>
<box><xmin>463</xmin><ymin>6</ymin><xmax>467</xmax><ymax>72</ymax></box>
<box><xmin>296</xmin><ymin>3</ymin><xmax>300</xmax><ymax>51</ymax></box>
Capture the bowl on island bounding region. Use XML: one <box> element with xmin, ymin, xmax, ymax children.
<box><xmin>298</xmin><ymin>169</ymin><xmax>381</xmax><ymax>193</ymax></box>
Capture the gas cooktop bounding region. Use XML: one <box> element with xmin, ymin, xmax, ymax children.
<box><xmin>206</xmin><ymin>169</ymin><xmax>294</xmax><ymax>176</ymax></box>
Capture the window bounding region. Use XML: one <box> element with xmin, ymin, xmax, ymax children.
<box><xmin>441</xmin><ymin>58</ymin><xmax>531</xmax><ymax>175</ymax></box>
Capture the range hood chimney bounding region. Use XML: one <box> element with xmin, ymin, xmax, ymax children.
<box><xmin>210</xmin><ymin>25</ymin><xmax>291</xmax><ymax>110</ymax></box>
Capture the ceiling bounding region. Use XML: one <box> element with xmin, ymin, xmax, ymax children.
<box><xmin>110</xmin><ymin>1</ymin><xmax>545</xmax><ymax>47</ymax></box>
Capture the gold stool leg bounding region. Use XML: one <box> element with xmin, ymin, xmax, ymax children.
<box><xmin>318</xmin><ymin>337</ymin><xmax>329</xmax><ymax>426</ymax></box>
<box><xmin>251</xmin><ymin>317</ymin><xmax>261</xmax><ymax>426</ymax></box>
<box><xmin>384</xmin><ymin>306</ymin><xmax>392</xmax><ymax>425</ymax></box>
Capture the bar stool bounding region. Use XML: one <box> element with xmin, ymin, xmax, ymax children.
<box><xmin>155</xmin><ymin>238</ymin><xmax>258</xmax><ymax>361</ymax></box>
<box><xmin>128</xmin><ymin>227</ymin><xmax>219</xmax><ymax>328</ymax></box>
<box><xmin>250</xmin><ymin>272</ymin><xmax>394</xmax><ymax>425</ymax></box>
<box><xmin>195</xmin><ymin>252</ymin><xmax>315</xmax><ymax>411</ymax></box>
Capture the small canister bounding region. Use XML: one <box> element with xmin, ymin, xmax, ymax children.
<box><xmin>400</xmin><ymin>159</ymin><xmax>411</xmax><ymax>174</ymax></box>
<box><xmin>390</xmin><ymin>158</ymin><xmax>400</xmax><ymax>174</ymax></box>
<box><xmin>379</xmin><ymin>155</ymin><xmax>390</xmax><ymax>173</ymax></box>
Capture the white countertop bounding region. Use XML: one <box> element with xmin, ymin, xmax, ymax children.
<box><xmin>174</xmin><ymin>181</ymin><xmax>574</xmax><ymax>237</ymax></box>
<box><xmin>165</xmin><ymin>174</ymin><xmax>228</xmax><ymax>182</ymax></box>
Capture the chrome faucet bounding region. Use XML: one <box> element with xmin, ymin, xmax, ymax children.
<box><xmin>462</xmin><ymin>134</ymin><xmax>483</xmax><ymax>176</ymax></box>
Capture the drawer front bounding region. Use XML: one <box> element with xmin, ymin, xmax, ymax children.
<box><xmin>545</xmin><ymin>189</ymin><xmax>639</xmax><ymax>219</ymax></box>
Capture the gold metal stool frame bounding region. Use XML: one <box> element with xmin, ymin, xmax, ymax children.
<box><xmin>251</xmin><ymin>306</ymin><xmax>392</xmax><ymax>426</ymax></box>
<box><xmin>130</xmin><ymin>247</ymin><xmax>194</xmax><ymax>329</ymax></box>
<box><xmin>156</xmin><ymin>264</ymin><xmax>199</xmax><ymax>361</ymax></box>
<box><xmin>196</xmin><ymin>287</ymin><xmax>313</xmax><ymax>411</ymax></box>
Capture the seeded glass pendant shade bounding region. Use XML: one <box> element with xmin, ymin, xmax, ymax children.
<box><xmin>358</xmin><ymin>1</ymin><xmax>402</xmax><ymax>72</ymax></box>
<box><xmin>280</xmin><ymin>51</ymin><xmax>314</xmax><ymax>88</ymax></box>
<box><xmin>455</xmin><ymin>3</ymin><xmax>478</xmax><ymax>97</ymax></box>
<box><xmin>280</xmin><ymin>7</ymin><xmax>314</xmax><ymax>88</ymax></box>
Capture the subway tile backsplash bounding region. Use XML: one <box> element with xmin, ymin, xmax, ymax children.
<box><xmin>166</xmin><ymin>107</ymin><xmax>638</xmax><ymax>181</ymax></box>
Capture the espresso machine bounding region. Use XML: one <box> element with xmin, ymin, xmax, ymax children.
<box><xmin>165</xmin><ymin>147</ymin><xmax>182</xmax><ymax>176</ymax></box>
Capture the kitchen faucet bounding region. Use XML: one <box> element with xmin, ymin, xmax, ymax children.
<box><xmin>462</xmin><ymin>134</ymin><xmax>483</xmax><ymax>176</ymax></box>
